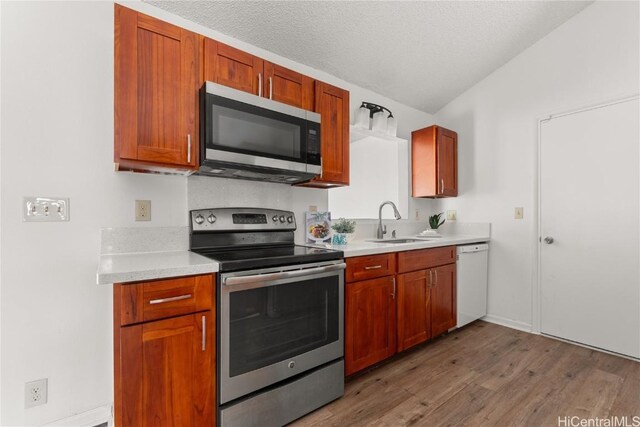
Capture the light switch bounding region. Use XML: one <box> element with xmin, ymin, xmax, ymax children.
<box><xmin>447</xmin><ymin>210</ymin><xmax>457</xmax><ymax>221</ymax></box>
<box><xmin>23</xmin><ymin>197</ymin><xmax>69</xmax><ymax>222</ymax></box>
<box><xmin>514</xmin><ymin>207</ymin><xmax>524</xmax><ymax>219</ymax></box>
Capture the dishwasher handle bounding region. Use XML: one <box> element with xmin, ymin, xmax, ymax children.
<box><xmin>457</xmin><ymin>243</ymin><xmax>489</xmax><ymax>254</ymax></box>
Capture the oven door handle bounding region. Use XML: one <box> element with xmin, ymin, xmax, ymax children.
<box><xmin>224</xmin><ymin>262</ymin><xmax>346</xmax><ymax>287</ymax></box>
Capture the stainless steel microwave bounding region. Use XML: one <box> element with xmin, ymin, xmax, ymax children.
<box><xmin>199</xmin><ymin>82</ymin><xmax>321</xmax><ymax>184</ymax></box>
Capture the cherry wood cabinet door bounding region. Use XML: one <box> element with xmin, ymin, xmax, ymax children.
<box><xmin>263</xmin><ymin>61</ymin><xmax>314</xmax><ymax>110</ymax></box>
<box><xmin>299</xmin><ymin>81</ymin><xmax>350</xmax><ymax>187</ymax></box>
<box><xmin>397</xmin><ymin>270</ymin><xmax>431</xmax><ymax>352</ymax></box>
<box><xmin>436</xmin><ymin>127</ymin><xmax>458</xmax><ymax>197</ymax></box>
<box><xmin>204</xmin><ymin>38</ymin><xmax>263</xmax><ymax>95</ymax></box>
<box><xmin>115</xmin><ymin>5</ymin><xmax>199</xmax><ymax>169</ymax></box>
<box><xmin>430</xmin><ymin>263</ymin><xmax>457</xmax><ymax>337</ymax></box>
<box><xmin>117</xmin><ymin>312</ymin><xmax>214</xmax><ymax>427</ymax></box>
<box><xmin>345</xmin><ymin>276</ymin><xmax>396</xmax><ymax>376</ymax></box>
<box><xmin>411</xmin><ymin>125</ymin><xmax>458</xmax><ymax>197</ymax></box>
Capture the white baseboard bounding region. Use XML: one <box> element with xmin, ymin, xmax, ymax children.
<box><xmin>46</xmin><ymin>404</ymin><xmax>112</xmax><ymax>427</ymax></box>
<box><xmin>482</xmin><ymin>314</ymin><xmax>533</xmax><ymax>333</ymax></box>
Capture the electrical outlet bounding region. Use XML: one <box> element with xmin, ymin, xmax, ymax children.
<box><xmin>135</xmin><ymin>200</ymin><xmax>151</xmax><ymax>221</ymax></box>
<box><xmin>447</xmin><ymin>210</ymin><xmax>457</xmax><ymax>221</ymax></box>
<box><xmin>308</xmin><ymin>205</ymin><xmax>317</xmax><ymax>212</ymax></box>
<box><xmin>515</xmin><ymin>207</ymin><xmax>524</xmax><ymax>219</ymax></box>
<box><xmin>415</xmin><ymin>209</ymin><xmax>420</xmax><ymax>220</ymax></box>
<box><xmin>25</xmin><ymin>378</ymin><xmax>47</xmax><ymax>409</ymax></box>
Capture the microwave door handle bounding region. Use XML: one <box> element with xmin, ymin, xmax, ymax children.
<box><xmin>224</xmin><ymin>263</ymin><xmax>346</xmax><ymax>287</ymax></box>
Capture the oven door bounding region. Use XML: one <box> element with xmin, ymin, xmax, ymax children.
<box><xmin>203</xmin><ymin>83</ymin><xmax>321</xmax><ymax>173</ymax></box>
<box><xmin>220</xmin><ymin>260</ymin><xmax>345</xmax><ymax>404</ymax></box>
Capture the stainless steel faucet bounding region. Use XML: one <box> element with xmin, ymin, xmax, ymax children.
<box><xmin>377</xmin><ymin>201</ymin><xmax>402</xmax><ymax>239</ymax></box>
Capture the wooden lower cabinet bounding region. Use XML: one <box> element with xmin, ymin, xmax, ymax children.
<box><xmin>396</xmin><ymin>270</ymin><xmax>431</xmax><ymax>352</ymax></box>
<box><xmin>431</xmin><ymin>263</ymin><xmax>457</xmax><ymax>337</ymax></box>
<box><xmin>114</xmin><ymin>275</ymin><xmax>215</xmax><ymax>427</ymax></box>
<box><xmin>345</xmin><ymin>276</ymin><xmax>396</xmax><ymax>376</ymax></box>
<box><xmin>397</xmin><ymin>263</ymin><xmax>457</xmax><ymax>352</ymax></box>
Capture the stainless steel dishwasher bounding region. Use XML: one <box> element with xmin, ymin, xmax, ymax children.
<box><xmin>456</xmin><ymin>243</ymin><xmax>489</xmax><ymax>327</ymax></box>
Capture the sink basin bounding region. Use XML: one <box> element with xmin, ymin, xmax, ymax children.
<box><xmin>367</xmin><ymin>238</ymin><xmax>423</xmax><ymax>244</ymax></box>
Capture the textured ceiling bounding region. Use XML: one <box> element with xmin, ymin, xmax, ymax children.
<box><xmin>146</xmin><ymin>1</ymin><xmax>592</xmax><ymax>114</ymax></box>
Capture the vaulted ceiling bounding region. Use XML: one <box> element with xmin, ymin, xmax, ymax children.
<box><xmin>147</xmin><ymin>1</ymin><xmax>592</xmax><ymax>114</ymax></box>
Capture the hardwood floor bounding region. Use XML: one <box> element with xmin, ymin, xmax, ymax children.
<box><xmin>292</xmin><ymin>321</ymin><xmax>640</xmax><ymax>427</ymax></box>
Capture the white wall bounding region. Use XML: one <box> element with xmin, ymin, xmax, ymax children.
<box><xmin>0</xmin><ymin>1</ymin><xmax>433</xmax><ymax>424</ymax></box>
<box><xmin>433</xmin><ymin>1</ymin><xmax>640</xmax><ymax>331</ymax></box>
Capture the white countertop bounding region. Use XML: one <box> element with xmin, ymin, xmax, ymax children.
<box><xmin>96</xmin><ymin>251</ymin><xmax>219</xmax><ymax>285</ymax></box>
<box><xmin>305</xmin><ymin>234</ymin><xmax>490</xmax><ymax>258</ymax></box>
<box><xmin>96</xmin><ymin>234</ymin><xmax>489</xmax><ymax>285</ymax></box>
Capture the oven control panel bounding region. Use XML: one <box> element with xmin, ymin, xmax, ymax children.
<box><xmin>190</xmin><ymin>208</ymin><xmax>296</xmax><ymax>232</ymax></box>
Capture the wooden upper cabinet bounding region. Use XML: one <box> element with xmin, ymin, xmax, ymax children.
<box><xmin>345</xmin><ymin>276</ymin><xmax>396</xmax><ymax>376</ymax></box>
<box><xmin>412</xmin><ymin>125</ymin><xmax>458</xmax><ymax>197</ymax></box>
<box><xmin>204</xmin><ymin>38</ymin><xmax>263</xmax><ymax>95</ymax></box>
<box><xmin>299</xmin><ymin>81</ymin><xmax>350</xmax><ymax>188</ymax></box>
<box><xmin>114</xmin><ymin>5</ymin><xmax>200</xmax><ymax>172</ymax></box>
<box><xmin>263</xmin><ymin>62</ymin><xmax>314</xmax><ymax>110</ymax></box>
<box><xmin>431</xmin><ymin>263</ymin><xmax>457</xmax><ymax>337</ymax></box>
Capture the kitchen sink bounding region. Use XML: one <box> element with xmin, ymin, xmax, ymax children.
<box><xmin>367</xmin><ymin>238</ymin><xmax>424</xmax><ymax>244</ymax></box>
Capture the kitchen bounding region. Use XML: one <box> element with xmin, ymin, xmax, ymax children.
<box><xmin>1</xmin><ymin>1</ymin><xmax>639</xmax><ymax>426</ymax></box>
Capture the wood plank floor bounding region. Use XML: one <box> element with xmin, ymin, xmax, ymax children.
<box><xmin>292</xmin><ymin>321</ymin><xmax>640</xmax><ymax>427</ymax></box>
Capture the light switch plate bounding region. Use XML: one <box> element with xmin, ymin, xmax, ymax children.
<box><xmin>514</xmin><ymin>207</ymin><xmax>524</xmax><ymax>219</ymax></box>
<box><xmin>447</xmin><ymin>210</ymin><xmax>457</xmax><ymax>221</ymax></box>
<box><xmin>23</xmin><ymin>197</ymin><xmax>69</xmax><ymax>222</ymax></box>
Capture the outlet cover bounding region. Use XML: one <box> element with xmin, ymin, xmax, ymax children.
<box><xmin>135</xmin><ymin>200</ymin><xmax>151</xmax><ymax>221</ymax></box>
<box><xmin>446</xmin><ymin>210</ymin><xmax>457</xmax><ymax>221</ymax></box>
<box><xmin>514</xmin><ymin>207</ymin><xmax>524</xmax><ymax>219</ymax></box>
<box><xmin>25</xmin><ymin>378</ymin><xmax>47</xmax><ymax>409</ymax></box>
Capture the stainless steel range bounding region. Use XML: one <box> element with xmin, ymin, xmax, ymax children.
<box><xmin>189</xmin><ymin>208</ymin><xmax>345</xmax><ymax>426</ymax></box>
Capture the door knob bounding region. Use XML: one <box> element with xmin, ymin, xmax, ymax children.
<box><xmin>544</xmin><ymin>236</ymin><xmax>554</xmax><ymax>244</ymax></box>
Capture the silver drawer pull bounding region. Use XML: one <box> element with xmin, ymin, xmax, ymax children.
<box><xmin>149</xmin><ymin>294</ymin><xmax>192</xmax><ymax>305</ymax></box>
<box><xmin>364</xmin><ymin>265</ymin><xmax>383</xmax><ymax>270</ymax></box>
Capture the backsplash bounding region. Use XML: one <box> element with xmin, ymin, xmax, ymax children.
<box><xmin>349</xmin><ymin>220</ymin><xmax>491</xmax><ymax>241</ymax></box>
<box><xmin>187</xmin><ymin>175</ymin><xmax>328</xmax><ymax>242</ymax></box>
<box><xmin>100</xmin><ymin>226</ymin><xmax>189</xmax><ymax>254</ymax></box>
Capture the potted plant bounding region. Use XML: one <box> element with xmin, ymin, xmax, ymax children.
<box><xmin>428</xmin><ymin>212</ymin><xmax>445</xmax><ymax>230</ymax></box>
<box><xmin>331</xmin><ymin>218</ymin><xmax>356</xmax><ymax>245</ymax></box>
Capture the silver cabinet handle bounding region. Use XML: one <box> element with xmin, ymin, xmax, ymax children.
<box><xmin>434</xmin><ymin>269</ymin><xmax>438</xmax><ymax>285</ymax></box>
<box><xmin>224</xmin><ymin>262</ymin><xmax>346</xmax><ymax>286</ymax></box>
<box><xmin>429</xmin><ymin>270</ymin><xmax>433</xmax><ymax>287</ymax></box>
<box><xmin>364</xmin><ymin>265</ymin><xmax>382</xmax><ymax>270</ymax></box>
<box><xmin>391</xmin><ymin>277</ymin><xmax>396</xmax><ymax>299</ymax></box>
<box><xmin>201</xmin><ymin>315</ymin><xmax>206</xmax><ymax>351</ymax></box>
<box><xmin>269</xmin><ymin>77</ymin><xmax>273</xmax><ymax>99</ymax></box>
<box><xmin>544</xmin><ymin>236</ymin><xmax>554</xmax><ymax>244</ymax></box>
<box><xmin>187</xmin><ymin>134</ymin><xmax>192</xmax><ymax>164</ymax></box>
<box><xmin>440</xmin><ymin>179</ymin><xmax>444</xmax><ymax>193</ymax></box>
<box><xmin>149</xmin><ymin>294</ymin><xmax>192</xmax><ymax>305</ymax></box>
<box><xmin>258</xmin><ymin>73</ymin><xmax>262</xmax><ymax>97</ymax></box>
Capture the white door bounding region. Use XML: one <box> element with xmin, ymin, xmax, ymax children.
<box><xmin>540</xmin><ymin>97</ymin><xmax>640</xmax><ymax>359</ymax></box>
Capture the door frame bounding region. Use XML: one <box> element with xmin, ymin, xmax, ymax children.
<box><xmin>532</xmin><ymin>93</ymin><xmax>640</xmax><ymax>335</ymax></box>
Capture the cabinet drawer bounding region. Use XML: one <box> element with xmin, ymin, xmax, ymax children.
<box><xmin>346</xmin><ymin>253</ymin><xmax>396</xmax><ymax>282</ymax></box>
<box><xmin>398</xmin><ymin>246</ymin><xmax>456</xmax><ymax>273</ymax></box>
<box><xmin>117</xmin><ymin>274</ymin><xmax>213</xmax><ymax>326</ymax></box>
